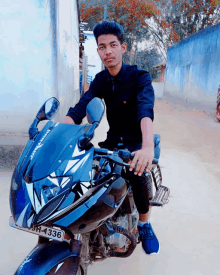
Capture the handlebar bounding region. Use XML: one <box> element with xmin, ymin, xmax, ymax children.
<box><xmin>94</xmin><ymin>148</ymin><xmax>158</xmax><ymax>165</ymax></box>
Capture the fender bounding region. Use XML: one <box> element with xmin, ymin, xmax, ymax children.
<box><xmin>14</xmin><ymin>240</ymin><xmax>83</xmax><ymax>275</ymax></box>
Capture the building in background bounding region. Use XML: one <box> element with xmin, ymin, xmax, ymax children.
<box><xmin>79</xmin><ymin>31</ymin><xmax>102</xmax><ymax>95</ymax></box>
<box><xmin>153</xmin><ymin>62</ymin><xmax>166</xmax><ymax>82</ymax></box>
<box><xmin>164</xmin><ymin>23</ymin><xmax>220</xmax><ymax>114</ymax></box>
<box><xmin>83</xmin><ymin>31</ymin><xmax>102</xmax><ymax>81</ymax></box>
<box><xmin>0</xmin><ymin>0</ymin><xmax>81</xmax><ymax>168</ymax></box>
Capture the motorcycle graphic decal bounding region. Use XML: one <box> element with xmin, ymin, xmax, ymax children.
<box><xmin>63</xmin><ymin>159</ymin><xmax>79</xmax><ymax>175</ymax></box>
<box><xmin>41</xmin><ymin>195</ymin><xmax>80</xmax><ymax>223</ymax></box>
<box><xmin>67</xmin><ymin>153</ymin><xmax>90</xmax><ymax>174</ymax></box>
<box><xmin>80</xmin><ymin>183</ymin><xmax>90</xmax><ymax>194</ymax></box>
<box><xmin>81</xmin><ymin>182</ymin><xmax>91</xmax><ymax>188</ymax></box>
<box><xmin>27</xmin><ymin>214</ymin><xmax>34</xmax><ymax>227</ymax></box>
<box><xmin>48</xmin><ymin>176</ymin><xmax>60</xmax><ymax>187</ymax></box>
<box><xmin>62</xmin><ymin>145</ymin><xmax>89</xmax><ymax>176</ymax></box>
<box><xmin>25</xmin><ymin>182</ymin><xmax>47</xmax><ymax>215</ymax></box>
<box><xmin>16</xmin><ymin>203</ymin><xmax>30</xmax><ymax>227</ymax></box>
<box><xmin>54</xmin><ymin>262</ymin><xmax>64</xmax><ymax>273</ymax></box>
<box><xmin>34</xmin><ymin>191</ymin><xmax>43</xmax><ymax>214</ymax></box>
<box><xmin>30</xmin><ymin>129</ymin><xmax>51</xmax><ymax>160</ymax></box>
<box><xmin>54</xmin><ymin>186</ymin><xmax>108</xmax><ymax>227</ymax></box>
<box><xmin>61</xmin><ymin>178</ymin><xmax>71</xmax><ymax>188</ymax></box>
<box><xmin>25</xmin><ymin>182</ymin><xmax>35</xmax><ymax>208</ymax></box>
<box><xmin>41</xmin><ymin>190</ymin><xmax>46</xmax><ymax>207</ymax></box>
<box><xmin>21</xmin><ymin>149</ymin><xmax>92</xmax><ymax>226</ymax></box>
<box><xmin>18</xmin><ymin>257</ymin><xmax>32</xmax><ymax>272</ymax></box>
<box><xmin>72</xmin><ymin>145</ymin><xmax>85</xmax><ymax>157</ymax></box>
<box><xmin>17</xmin><ymin>246</ymin><xmax>39</xmax><ymax>273</ymax></box>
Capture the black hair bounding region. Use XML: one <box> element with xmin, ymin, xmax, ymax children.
<box><xmin>93</xmin><ymin>21</ymin><xmax>124</xmax><ymax>45</ymax></box>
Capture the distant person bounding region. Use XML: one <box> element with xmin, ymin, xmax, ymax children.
<box><xmin>62</xmin><ymin>21</ymin><xmax>158</xmax><ymax>255</ymax></box>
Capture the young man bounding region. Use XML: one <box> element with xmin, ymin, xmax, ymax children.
<box><xmin>62</xmin><ymin>21</ymin><xmax>159</xmax><ymax>255</ymax></box>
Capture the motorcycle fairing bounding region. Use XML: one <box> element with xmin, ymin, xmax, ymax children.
<box><xmin>11</xmin><ymin>146</ymin><xmax>95</xmax><ymax>228</ymax></box>
<box><xmin>23</xmin><ymin>122</ymin><xmax>92</xmax><ymax>182</ymax></box>
<box><xmin>10</xmin><ymin>122</ymin><xmax>95</xmax><ymax>228</ymax></box>
<box><xmin>53</xmin><ymin>184</ymin><xmax>108</xmax><ymax>227</ymax></box>
<box><xmin>53</xmin><ymin>174</ymin><xmax>128</xmax><ymax>234</ymax></box>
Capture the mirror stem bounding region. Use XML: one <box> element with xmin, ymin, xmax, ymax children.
<box><xmin>29</xmin><ymin>118</ymin><xmax>39</xmax><ymax>139</ymax></box>
<box><xmin>78</xmin><ymin>122</ymin><xmax>99</xmax><ymax>148</ymax></box>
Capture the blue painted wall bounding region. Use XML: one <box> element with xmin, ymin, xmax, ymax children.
<box><xmin>0</xmin><ymin>0</ymin><xmax>80</xmax><ymax>136</ymax></box>
<box><xmin>164</xmin><ymin>23</ymin><xmax>220</xmax><ymax>112</ymax></box>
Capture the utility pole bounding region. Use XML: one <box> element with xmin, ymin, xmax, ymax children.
<box><xmin>102</xmin><ymin>4</ymin><xmax>107</xmax><ymax>71</ymax></box>
<box><xmin>104</xmin><ymin>4</ymin><xmax>107</xmax><ymax>20</ymax></box>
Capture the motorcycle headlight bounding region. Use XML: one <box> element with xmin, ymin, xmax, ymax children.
<box><xmin>42</xmin><ymin>185</ymin><xmax>61</xmax><ymax>200</ymax></box>
<box><xmin>32</xmin><ymin>176</ymin><xmax>72</xmax><ymax>225</ymax></box>
<box><xmin>36</xmin><ymin>193</ymin><xmax>66</xmax><ymax>224</ymax></box>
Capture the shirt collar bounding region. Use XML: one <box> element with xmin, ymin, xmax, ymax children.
<box><xmin>106</xmin><ymin>61</ymin><xmax>127</xmax><ymax>82</ymax></box>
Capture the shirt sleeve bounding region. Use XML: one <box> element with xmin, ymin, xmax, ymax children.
<box><xmin>67</xmin><ymin>76</ymin><xmax>99</xmax><ymax>124</ymax></box>
<box><xmin>136</xmin><ymin>71</ymin><xmax>155</xmax><ymax>122</ymax></box>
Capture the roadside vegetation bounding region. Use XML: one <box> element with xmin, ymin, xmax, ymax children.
<box><xmin>79</xmin><ymin>0</ymin><xmax>220</xmax><ymax>79</ymax></box>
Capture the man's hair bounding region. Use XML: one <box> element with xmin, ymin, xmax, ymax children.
<box><xmin>93</xmin><ymin>21</ymin><xmax>124</xmax><ymax>45</ymax></box>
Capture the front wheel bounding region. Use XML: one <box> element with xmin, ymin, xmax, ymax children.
<box><xmin>14</xmin><ymin>241</ymin><xmax>84</xmax><ymax>275</ymax></box>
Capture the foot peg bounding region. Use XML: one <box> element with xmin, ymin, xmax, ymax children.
<box><xmin>149</xmin><ymin>185</ymin><xmax>170</xmax><ymax>206</ymax></box>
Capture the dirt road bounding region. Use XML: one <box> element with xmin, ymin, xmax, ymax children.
<box><xmin>1</xmin><ymin>98</ymin><xmax>220</xmax><ymax>274</ymax></box>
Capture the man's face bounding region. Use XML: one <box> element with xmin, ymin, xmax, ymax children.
<box><xmin>97</xmin><ymin>34</ymin><xmax>127</xmax><ymax>69</ymax></box>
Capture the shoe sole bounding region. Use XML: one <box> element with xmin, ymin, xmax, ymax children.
<box><xmin>141</xmin><ymin>244</ymin><xmax>160</xmax><ymax>255</ymax></box>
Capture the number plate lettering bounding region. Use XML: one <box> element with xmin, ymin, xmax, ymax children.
<box><xmin>9</xmin><ymin>217</ymin><xmax>64</xmax><ymax>242</ymax></box>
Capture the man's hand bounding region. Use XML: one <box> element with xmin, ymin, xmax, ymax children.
<box><xmin>129</xmin><ymin>116</ymin><xmax>154</xmax><ymax>176</ymax></box>
<box><xmin>129</xmin><ymin>146</ymin><xmax>153</xmax><ymax>176</ymax></box>
<box><xmin>62</xmin><ymin>116</ymin><xmax>75</xmax><ymax>124</ymax></box>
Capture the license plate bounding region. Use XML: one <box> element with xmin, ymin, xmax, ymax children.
<box><xmin>9</xmin><ymin>216</ymin><xmax>64</xmax><ymax>242</ymax></box>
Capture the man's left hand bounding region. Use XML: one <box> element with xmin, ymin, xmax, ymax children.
<box><xmin>128</xmin><ymin>147</ymin><xmax>153</xmax><ymax>176</ymax></box>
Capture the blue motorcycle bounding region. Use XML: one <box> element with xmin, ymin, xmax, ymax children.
<box><xmin>9</xmin><ymin>97</ymin><xmax>170</xmax><ymax>274</ymax></box>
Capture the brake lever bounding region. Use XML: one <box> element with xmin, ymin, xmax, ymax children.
<box><xmin>98</xmin><ymin>155</ymin><xmax>128</xmax><ymax>167</ymax></box>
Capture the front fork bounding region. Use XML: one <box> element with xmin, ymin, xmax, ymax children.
<box><xmin>38</xmin><ymin>234</ymin><xmax>83</xmax><ymax>256</ymax></box>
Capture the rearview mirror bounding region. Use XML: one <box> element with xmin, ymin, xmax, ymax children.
<box><xmin>86</xmin><ymin>97</ymin><xmax>105</xmax><ymax>124</ymax></box>
<box><xmin>37</xmin><ymin>97</ymin><xmax>60</xmax><ymax>121</ymax></box>
<box><xmin>29</xmin><ymin>97</ymin><xmax>60</xmax><ymax>139</ymax></box>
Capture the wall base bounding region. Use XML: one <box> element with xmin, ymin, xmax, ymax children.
<box><xmin>0</xmin><ymin>145</ymin><xmax>24</xmax><ymax>170</ymax></box>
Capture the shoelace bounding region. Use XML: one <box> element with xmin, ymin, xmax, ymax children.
<box><xmin>139</xmin><ymin>224</ymin><xmax>155</xmax><ymax>240</ymax></box>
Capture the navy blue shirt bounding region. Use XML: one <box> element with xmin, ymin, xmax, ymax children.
<box><xmin>67</xmin><ymin>62</ymin><xmax>155</xmax><ymax>144</ymax></box>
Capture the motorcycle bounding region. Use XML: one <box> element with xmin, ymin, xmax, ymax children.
<box><xmin>9</xmin><ymin>97</ymin><xmax>170</xmax><ymax>274</ymax></box>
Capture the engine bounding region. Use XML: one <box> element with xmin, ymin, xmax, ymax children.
<box><xmin>105</xmin><ymin>209</ymin><xmax>139</xmax><ymax>249</ymax></box>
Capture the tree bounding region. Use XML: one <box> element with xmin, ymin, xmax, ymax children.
<box><xmin>80</xmin><ymin>0</ymin><xmax>220</xmax><ymax>55</ymax></box>
<box><xmin>135</xmin><ymin>48</ymin><xmax>162</xmax><ymax>79</ymax></box>
<box><xmin>148</xmin><ymin>0</ymin><xmax>220</xmax><ymax>51</ymax></box>
<box><xmin>79</xmin><ymin>0</ymin><xmax>165</xmax><ymax>77</ymax></box>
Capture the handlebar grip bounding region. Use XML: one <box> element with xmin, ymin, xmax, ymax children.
<box><xmin>130</xmin><ymin>153</ymin><xmax>135</xmax><ymax>159</ymax></box>
<box><xmin>130</xmin><ymin>153</ymin><xmax>158</xmax><ymax>165</ymax></box>
<box><xmin>152</xmin><ymin>158</ymin><xmax>158</xmax><ymax>164</ymax></box>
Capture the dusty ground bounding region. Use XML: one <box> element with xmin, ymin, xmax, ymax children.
<box><xmin>0</xmin><ymin>98</ymin><xmax>220</xmax><ymax>274</ymax></box>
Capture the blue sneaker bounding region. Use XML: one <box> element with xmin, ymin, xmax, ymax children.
<box><xmin>137</xmin><ymin>222</ymin><xmax>160</xmax><ymax>255</ymax></box>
